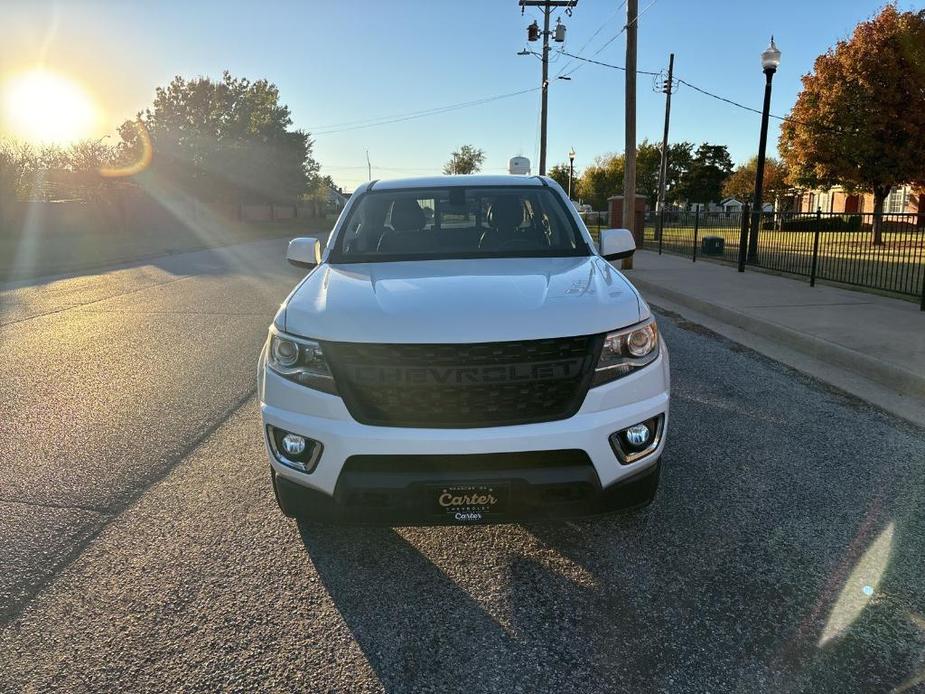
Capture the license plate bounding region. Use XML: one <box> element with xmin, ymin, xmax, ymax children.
<box><xmin>430</xmin><ymin>483</ymin><xmax>510</xmax><ymax>521</ymax></box>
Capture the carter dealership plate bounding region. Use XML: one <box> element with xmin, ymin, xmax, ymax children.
<box><xmin>430</xmin><ymin>483</ymin><xmax>510</xmax><ymax>521</ymax></box>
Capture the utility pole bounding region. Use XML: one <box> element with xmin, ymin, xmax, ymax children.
<box><xmin>540</xmin><ymin>6</ymin><xmax>550</xmax><ymax>175</ymax></box>
<box><xmin>656</xmin><ymin>53</ymin><xmax>675</xmax><ymax>214</ymax></box>
<box><xmin>520</xmin><ymin>0</ymin><xmax>575</xmax><ymax>176</ymax></box>
<box><xmin>366</xmin><ymin>150</ymin><xmax>371</xmax><ymax>181</ymax></box>
<box><xmin>622</xmin><ymin>0</ymin><xmax>638</xmax><ymax>269</ymax></box>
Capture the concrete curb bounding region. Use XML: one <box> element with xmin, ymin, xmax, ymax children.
<box><xmin>629</xmin><ymin>276</ymin><xmax>925</xmax><ymax>399</ymax></box>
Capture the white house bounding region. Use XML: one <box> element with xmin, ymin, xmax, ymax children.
<box><xmin>719</xmin><ymin>197</ymin><xmax>743</xmax><ymax>212</ymax></box>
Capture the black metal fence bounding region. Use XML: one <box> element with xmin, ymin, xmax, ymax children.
<box><xmin>583</xmin><ymin>208</ymin><xmax>925</xmax><ymax>309</ymax></box>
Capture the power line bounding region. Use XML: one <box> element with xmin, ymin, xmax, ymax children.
<box><xmin>675</xmin><ymin>78</ymin><xmax>772</xmax><ymax>119</ymax></box>
<box><xmin>557</xmin><ymin>49</ymin><xmax>659</xmax><ymax>75</ymax></box>
<box><xmin>554</xmin><ymin>1</ymin><xmax>626</xmax><ymax>77</ymax></box>
<box><xmin>309</xmin><ymin>87</ymin><xmax>540</xmax><ymax>135</ymax></box>
<box><xmin>559</xmin><ymin>0</ymin><xmax>658</xmax><ymax>78</ymax></box>
<box><xmin>557</xmin><ymin>50</ymin><xmax>855</xmax><ymax>136</ymax></box>
<box><xmin>673</xmin><ymin>78</ymin><xmax>853</xmax><ymax>135</ymax></box>
<box><xmin>308</xmin><ymin>90</ymin><xmax>534</xmax><ymax>130</ymax></box>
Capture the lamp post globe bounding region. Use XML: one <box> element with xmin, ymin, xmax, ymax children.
<box><xmin>746</xmin><ymin>36</ymin><xmax>782</xmax><ymax>265</ymax></box>
<box><xmin>761</xmin><ymin>36</ymin><xmax>781</xmax><ymax>72</ymax></box>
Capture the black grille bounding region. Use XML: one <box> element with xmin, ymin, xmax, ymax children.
<box><xmin>323</xmin><ymin>335</ymin><xmax>602</xmax><ymax>428</ymax></box>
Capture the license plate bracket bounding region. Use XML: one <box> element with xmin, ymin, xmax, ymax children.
<box><xmin>428</xmin><ymin>482</ymin><xmax>510</xmax><ymax>521</ymax></box>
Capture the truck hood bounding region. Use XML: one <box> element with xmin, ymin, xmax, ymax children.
<box><xmin>282</xmin><ymin>256</ymin><xmax>645</xmax><ymax>343</ymax></box>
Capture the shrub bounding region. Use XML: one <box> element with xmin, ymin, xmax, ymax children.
<box><xmin>778</xmin><ymin>215</ymin><xmax>862</xmax><ymax>231</ymax></box>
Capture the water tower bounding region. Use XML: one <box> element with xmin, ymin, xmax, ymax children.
<box><xmin>508</xmin><ymin>156</ymin><xmax>531</xmax><ymax>175</ymax></box>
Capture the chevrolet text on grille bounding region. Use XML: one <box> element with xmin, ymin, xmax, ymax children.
<box><xmin>348</xmin><ymin>359</ymin><xmax>584</xmax><ymax>386</ymax></box>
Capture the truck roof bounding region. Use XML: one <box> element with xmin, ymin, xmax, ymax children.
<box><xmin>363</xmin><ymin>174</ymin><xmax>549</xmax><ymax>192</ymax></box>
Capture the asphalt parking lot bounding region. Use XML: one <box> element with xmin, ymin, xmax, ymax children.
<box><xmin>1</xmin><ymin>239</ymin><xmax>924</xmax><ymax>692</ymax></box>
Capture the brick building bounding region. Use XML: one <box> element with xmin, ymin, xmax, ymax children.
<box><xmin>794</xmin><ymin>184</ymin><xmax>921</xmax><ymax>217</ymax></box>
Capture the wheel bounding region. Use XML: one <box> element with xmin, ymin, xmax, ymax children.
<box><xmin>270</xmin><ymin>468</ymin><xmax>297</xmax><ymax>518</ymax></box>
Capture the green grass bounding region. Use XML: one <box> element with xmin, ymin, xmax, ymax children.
<box><xmin>583</xmin><ymin>217</ymin><xmax>924</xmax><ymax>297</ymax></box>
<box><xmin>640</xmin><ymin>222</ymin><xmax>924</xmax><ymax>297</ymax></box>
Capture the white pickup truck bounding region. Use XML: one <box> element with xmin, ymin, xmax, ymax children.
<box><xmin>258</xmin><ymin>175</ymin><xmax>669</xmax><ymax>524</ymax></box>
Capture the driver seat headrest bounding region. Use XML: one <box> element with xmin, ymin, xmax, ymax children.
<box><xmin>390</xmin><ymin>198</ymin><xmax>426</xmax><ymax>232</ymax></box>
<box><xmin>487</xmin><ymin>197</ymin><xmax>525</xmax><ymax>231</ymax></box>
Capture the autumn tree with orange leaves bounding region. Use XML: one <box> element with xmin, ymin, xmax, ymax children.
<box><xmin>723</xmin><ymin>157</ymin><xmax>789</xmax><ymax>206</ymax></box>
<box><xmin>779</xmin><ymin>5</ymin><xmax>925</xmax><ymax>244</ymax></box>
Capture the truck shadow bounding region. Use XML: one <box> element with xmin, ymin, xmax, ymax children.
<box><xmin>297</xmin><ymin>317</ymin><xmax>925</xmax><ymax>692</ymax></box>
<box><xmin>297</xmin><ymin>522</ymin><xmax>523</xmax><ymax>691</ymax></box>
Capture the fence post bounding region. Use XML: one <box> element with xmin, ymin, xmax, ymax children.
<box><xmin>737</xmin><ymin>204</ymin><xmax>750</xmax><ymax>272</ymax></box>
<box><xmin>655</xmin><ymin>208</ymin><xmax>665</xmax><ymax>250</ymax></box>
<box><xmin>809</xmin><ymin>208</ymin><xmax>822</xmax><ymax>287</ymax></box>
<box><xmin>920</xmin><ymin>259</ymin><xmax>925</xmax><ymax>311</ymax></box>
<box><xmin>658</xmin><ymin>210</ymin><xmax>664</xmax><ymax>255</ymax></box>
<box><xmin>692</xmin><ymin>207</ymin><xmax>700</xmax><ymax>262</ymax></box>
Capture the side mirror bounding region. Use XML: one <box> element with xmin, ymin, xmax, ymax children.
<box><xmin>287</xmin><ymin>237</ymin><xmax>322</xmax><ymax>269</ymax></box>
<box><xmin>600</xmin><ymin>228</ymin><xmax>636</xmax><ymax>261</ymax></box>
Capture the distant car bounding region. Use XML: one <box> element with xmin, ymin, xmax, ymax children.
<box><xmin>258</xmin><ymin>175</ymin><xmax>669</xmax><ymax>524</ymax></box>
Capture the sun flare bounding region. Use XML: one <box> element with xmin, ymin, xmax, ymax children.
<box><xmin>1</xmin><ymin>68</ymin><xmax>99</xmax><ymax>144</ymax></box>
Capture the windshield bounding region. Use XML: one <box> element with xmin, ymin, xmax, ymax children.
<box><xmin>331</xmin><ymin>186</ymin><xmax>589</xmax><ymax>262</ymax></box>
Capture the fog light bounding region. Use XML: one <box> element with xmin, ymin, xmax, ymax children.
<box><xmin>610</xmin><ymin>415</ymin><xmax>664</xmax><ymax>465</ymax></box>
<box><xmin>281</xmin><ymin>433</ymin><xmax>306</xmax><ymax>456</ymax></box>
<box><xmin>267</xmin><ymin>426</ymin><xmax>323</xmax><ymax>473</ymax></box>
<box><xmin>624</xmin><ymin>423</ymin><xmax>651</xmax><ymax>447</ymax></box>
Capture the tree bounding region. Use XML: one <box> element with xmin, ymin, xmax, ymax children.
<box><xmin>635</xmin><ymin>139</ymin><xmax>695</xmax><ymax>206</ymax></box>
<box><xmin>0</xmin><ymin>138</ymin><xmax>122</xmax><ymax>205</ymax></box>
<box><xmin>664</xmin><ymin>142</ymin><xmax>694</xmax><ymax>204</ymax></box>
<box><xmin>635</xmin><ymin>140</ymin><xmax>662</xmax><ymax>207</ymax></box>
<box><xmin>723</xmin><ymin>156</ymin><xmax>789</xmax><ymax>204</ymax></box>
<box><xmin>0</xmin><ymin>141</ymin><xmax>37</xmax><ymax>212</ymax></box>
<box><xmin>120</xmin><ymin>72</ymin><xmax>319</xmax><ymax>204</ymax></box>
<box><xmin>443</xmin><ymin>145</ymin><xmax>485</xmax><ymax>175</ymax></box>
<box><xmin>779</xmin><ymin>6</ymin><xmax>925</xmax><ymax>243</ymax></box>
<box><xmin>676</xmin><ymin>143</ymin><xmax>733</xmax><ymax>204</ymax></box>
<box><xmin>577</xmin><ymin>153</ymin><xmax>624</xmax><ymax>210</ymax></box>
<box><xmin>547</xmin><ymin>162</ymin><xmax>576</xmax><ymax>195</ymax></box>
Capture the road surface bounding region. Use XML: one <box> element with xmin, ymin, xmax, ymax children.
<box><xmin>1</xmin><ymin>240</ymin><xmax>923</xmax><ymax>692</ymax></box>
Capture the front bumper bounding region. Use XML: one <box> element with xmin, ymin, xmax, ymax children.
<box><xmin>260</xmin><ymin>346</ymin><xmax>669</xmax><ymax>523</ymax></box>
<box><xmin>273</xmin><ymin>456</ymin><xmax>662</xmax><ymax>524</ymax></box>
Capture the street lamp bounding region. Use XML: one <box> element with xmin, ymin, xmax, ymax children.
<box><xmin>568</xmin><ymin>147</ymin><xmax>576</xmax><ymax>199</ymax></box>
<box><xmin>747</xmin><ymin>36</ymin><xmax>781</xmax><ymax>263</ymax></box>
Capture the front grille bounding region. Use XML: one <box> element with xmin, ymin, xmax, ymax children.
<box><xmin>323</xmin><ymin>335</ymin><xmax>602</xmax><ymax>428</ymax></box>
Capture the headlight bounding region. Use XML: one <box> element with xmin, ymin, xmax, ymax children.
<box><xmin>266</xmin><ymin>326</ymin><xmax>337</xmax><ymax>394</ymax></box>
<box><xmin>592</xmin><ymin>318</ymin><xmax>659</xmax><ymax>387</ymax></box>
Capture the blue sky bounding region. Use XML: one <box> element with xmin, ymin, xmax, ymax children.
<box><xmin>2</xmin><ymin>0</ymin><xmax>915</xmax><ymax>191</ymax></box>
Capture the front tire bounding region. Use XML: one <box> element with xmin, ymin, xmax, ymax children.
<box><xmin>270</xmin><ymin>468</ymin><xmax>297</xmax><ymax>518</ymax></box>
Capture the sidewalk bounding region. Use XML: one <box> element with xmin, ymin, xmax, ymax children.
<box><xmin>624</xmin><ymin>251</ymin><xmax>925</xmax><ymax>422</ymax></box>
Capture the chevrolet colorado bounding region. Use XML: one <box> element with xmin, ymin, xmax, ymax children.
<box><xmin>258</xmin><ymin>175</ymin><xmax>669</xmax><ymax>524</ymax></box>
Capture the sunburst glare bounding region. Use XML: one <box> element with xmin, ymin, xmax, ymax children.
<box><xmin>1</xmin><ymin>68</ymin><xmax>99</xmax><ymax>144</ymax></box>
